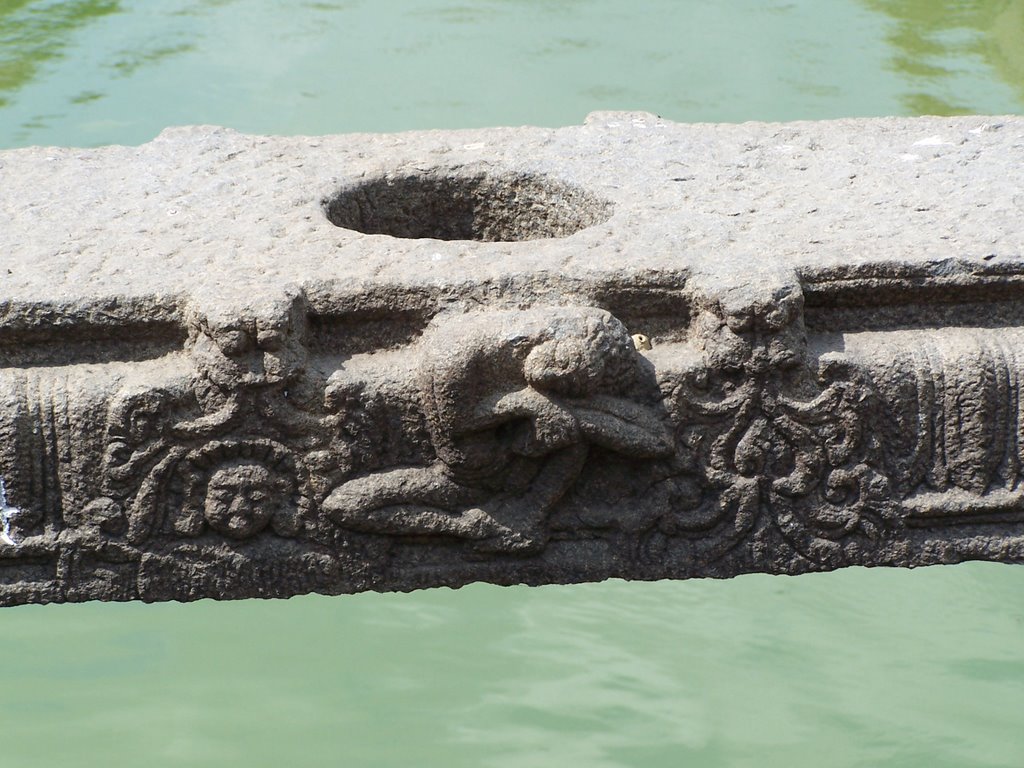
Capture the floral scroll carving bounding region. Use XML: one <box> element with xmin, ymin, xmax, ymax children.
<box><xmin>658</xmin><ymin>273</ymin><xmax>900</xmax><ymax>566</ymax></box>
<box><xmin>83</xmin><ymin>290</ymin><xmax>326</xmax><ymax>552</ymax></box>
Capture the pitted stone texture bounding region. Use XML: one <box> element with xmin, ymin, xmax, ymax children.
<box><xmin>2</xmin><ymin>113</ymin><xmax>1023</xmax><ymax>310</ymax></box>
<box><xmin>1</xmin><ymin>114</ymin><xmax>1024</xmax><ymax>606</ymax></box>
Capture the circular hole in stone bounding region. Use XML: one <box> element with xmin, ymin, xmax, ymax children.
<box><xmin>324</xmin><ymin>170</ymin><xmax>612</xmax><ymax>242</ymax></box>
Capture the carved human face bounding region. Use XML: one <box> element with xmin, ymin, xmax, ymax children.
<box><xmin>203</xmin><ymin>461</ymin><xmax>280</xmax><ymax>539</ymax></box>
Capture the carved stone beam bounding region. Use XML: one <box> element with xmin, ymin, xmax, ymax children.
<box><xmin>2</xmin><ymin>113</ymin><xmax>1023</xmax><ymax>605</ymax></box>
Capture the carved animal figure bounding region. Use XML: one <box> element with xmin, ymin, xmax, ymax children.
<box><xmin>323</xmin><ymin>306</ymin><xmax>673</xmax><ymax>552</ymax></box>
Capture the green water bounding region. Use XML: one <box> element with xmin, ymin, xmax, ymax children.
<box><xmin>2</xmin><ymin>1</ymin><xmax>1024</xmax><ymax>766</ymax></box>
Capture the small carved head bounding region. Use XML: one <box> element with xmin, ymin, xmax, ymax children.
<box><xmin>106</xmin><ymin>386</ymin><xmax>174</xmax><ymax>444</ymax></box>
<box><xmin>522</xmin><ymin>310</ymin><xmax>640</xmax><ymax>397</ymax></box>
<box><xmin>103</xmin><ymin>386</ymin><xmax>177</xmax><ymax>490</ymax></box>
<box><xmin>174</xmin><ymin>441</ymin><xmax>300</xmax><ymax>540</ymax></box>
<box><xmin>691</xmin><ymin>276</ymin><xmax>806</xmax><ymax>374</ymax></box>
<box><xmin>202</xmin><ymin>460</ymin><xmax>287</xmax><ymax>539</ymax></box>
<box><xmin>188</xmin><ymin>290</ymin><xmax>309</xmax><ymax>389</ymax></box>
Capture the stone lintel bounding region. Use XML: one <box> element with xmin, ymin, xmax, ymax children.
<box><xmin>1</xmin><ymin>113</ymin><xmax>1023</xmax><ymax>605</ymax></box>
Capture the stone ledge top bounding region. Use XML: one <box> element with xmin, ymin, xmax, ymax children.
<box><xmin>2</xmin><ymin>112</ymin><xmax>1023</xmax><ymax>310</ymax></box>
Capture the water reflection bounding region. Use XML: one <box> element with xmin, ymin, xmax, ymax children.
<box><xmin>864</xmin><ymin>0</ymin><xmax>1024</xmax><ymax>113</ymax></box>
<box><xmin>4</xmin><ymin>566</ymin><xmax>1023</xmax><ymax>767</ymax></box>
<box><xmin>0</xmin><ymin>0</ymin><xmax>233</xmax><ymax>144</ymax></box>
<box><xmin>2</xmin><ymin>0</ymin><xmax>1024</xmax><ymax>148</ymax></box>
<box><xmin>0</xmin><ymin>0</ymin><xmax>121</xmax><ymax>107</ymax></box>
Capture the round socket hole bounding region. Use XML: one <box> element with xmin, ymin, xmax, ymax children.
<box><xmin>324</xmin><ymin>170</ymin><xmax>612</xmax><ymax>242</ymax></box>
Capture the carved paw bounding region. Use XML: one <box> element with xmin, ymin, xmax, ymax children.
<box><xmin>516</xmin><ymin>404</ymin><xmax>580</xmax><ymax>456</ymax></box>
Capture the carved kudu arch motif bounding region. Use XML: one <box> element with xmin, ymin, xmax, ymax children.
<box><xmin>1</xmin><ymin>266</ymin><xmax>1024</xmax><ymax>604</ymax></box>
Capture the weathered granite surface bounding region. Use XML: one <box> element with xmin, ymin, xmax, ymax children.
<box><xmin>2</xmin><ymin>112</ymin><xmax>1024</xmax><ymax>605</ymax></box>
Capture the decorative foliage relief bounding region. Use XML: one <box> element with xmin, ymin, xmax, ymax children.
<box><xmin>1</xmin><ymin>272</ymin><xmax>1023</xmax><ymax>604</ymax></box>
<box><xmin>654</xmin><ymin>275</ymin><xmax>899</xmax><ymax>568</ymax></box>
